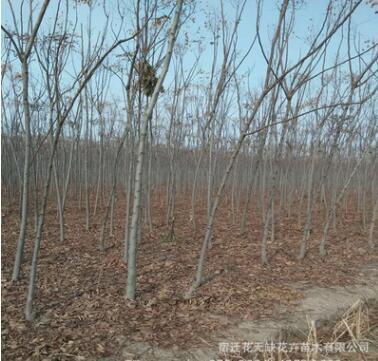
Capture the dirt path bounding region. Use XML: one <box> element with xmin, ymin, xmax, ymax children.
<box><xmin>115</xmin><ymin>263</ymin><xmax>378</xmax><ymax>361</ymax></box>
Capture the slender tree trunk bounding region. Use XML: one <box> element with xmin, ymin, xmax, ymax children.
<box><xmin>12</xmin><ymin>60</ymin><xmax>31</xmax><ymax>282</ymax></box>
<box><xmin>298</xmin><ymin>140</ymin><xmax>317</xmax><ymax>260</ymax></box>
<box><xmin>126</xmin><ymin>0</ymin><xmax>183</xmax><ymax>300</ymax></box>
<box><xmin>25</xmin><ymin>121</ymin><xmax>63</xmax><ymax>320</ymax></box>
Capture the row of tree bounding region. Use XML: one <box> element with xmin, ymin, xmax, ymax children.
<box><xmin>1</xmin><ymin>0</ymin><xmax>378</xmax><ymax>319</ymax></box>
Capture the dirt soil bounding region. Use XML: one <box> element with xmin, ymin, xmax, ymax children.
<box><xmin>1</xmin><ymin>193</ymin><xmax>378</xmax><ymax>360</ymax></box>
<box><xmin>119</xmin><ymin>263</ymin><xmax>378</xmax><ymax>360</ymax></box>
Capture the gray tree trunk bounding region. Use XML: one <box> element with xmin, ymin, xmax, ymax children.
<box><xmin>126</xmin><ymin>0</ymin><xmax>183</xmax><ymax>300</ymax></box>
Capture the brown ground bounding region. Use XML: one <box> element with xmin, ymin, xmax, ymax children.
<box><xmin>1</xmin><ymin>191</ymin><xmax>378</xmax><ymax>360</ymax></box>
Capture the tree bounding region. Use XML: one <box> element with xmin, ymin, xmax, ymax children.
<box><xmin>126</xmin><ymin>0</ymin><xmax>184</xmax><ymax>300</ymax></box>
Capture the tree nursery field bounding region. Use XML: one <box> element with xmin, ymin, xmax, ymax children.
<box><xmin>1</xmin><ymin>0</ymin><xmax>378</xmax><ymax>360</ymax></box>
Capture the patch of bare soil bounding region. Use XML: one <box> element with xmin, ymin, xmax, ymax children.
<box><xmin>1</xmin><ymin>193</ymin><xmax>378</xmax><ymax>360</ymax></box>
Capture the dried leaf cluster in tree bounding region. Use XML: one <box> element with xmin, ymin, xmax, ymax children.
<box><xmin>136</xmin><ymin>60</ymin><xmax>164</xmax><ymax>97</ymax></box>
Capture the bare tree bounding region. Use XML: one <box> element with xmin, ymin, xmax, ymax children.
<box><xmin>126</xmin><ymin>0</ymin><xmax>183</xmax><ymax>300</ymax></box>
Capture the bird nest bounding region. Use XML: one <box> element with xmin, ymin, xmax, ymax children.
<box><xmin>135</xmin><ymin>60</ymin><xmax>164</xmax><ymax>97</ymax></box>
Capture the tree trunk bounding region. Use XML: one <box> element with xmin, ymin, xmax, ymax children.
<box><xmin>12</xmin><ymin>60</ymin><xmax>31</xmax><ymax>282</ymax></box>
<box><xmin>126</xmin><ymin>0</ymin><xmax>183</xmax><ymax>300</ymax></box>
